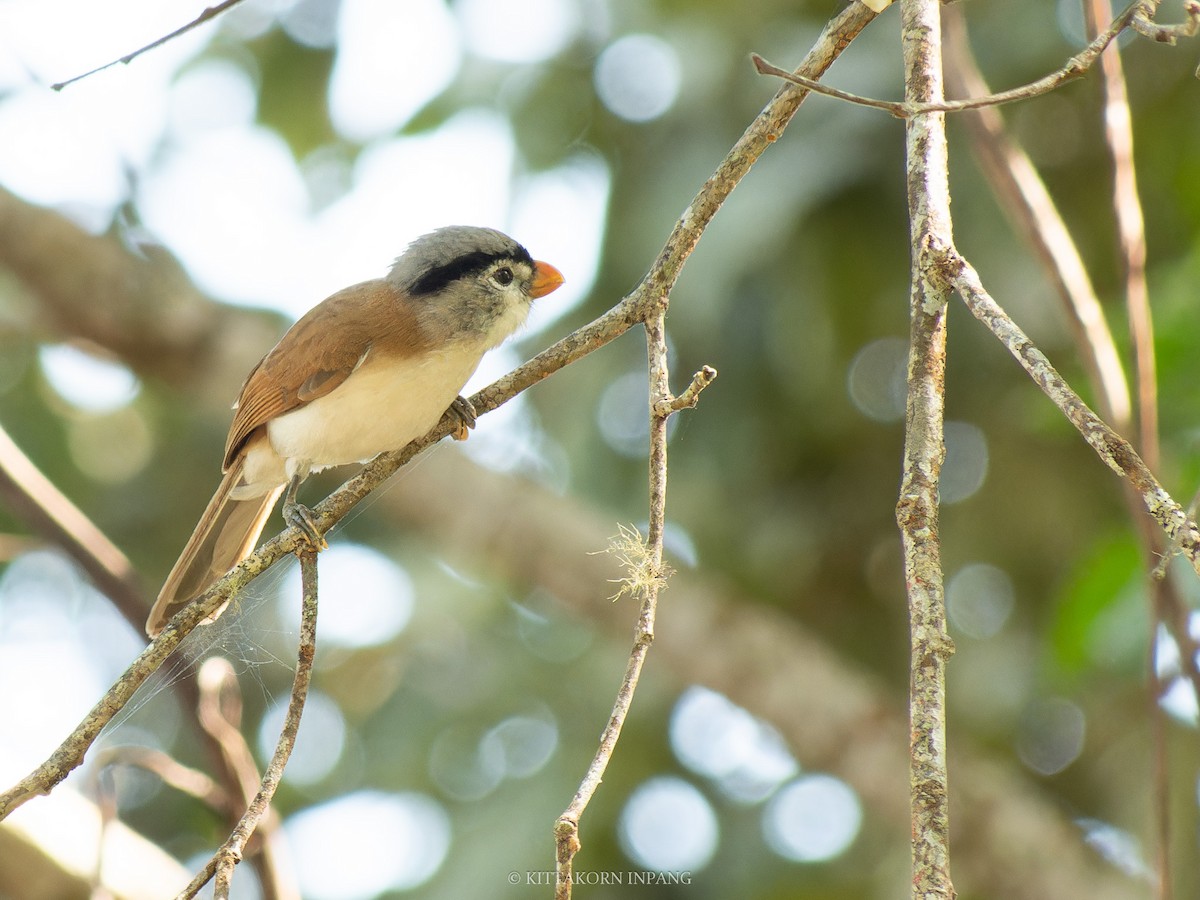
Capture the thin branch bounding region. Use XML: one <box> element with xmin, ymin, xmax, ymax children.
<box><xmin>51</xmin><ymin>0</ymin><xmax>247</xmax><ymax>91</ymax></box>
<box><xmin>1131</xmin><ymin>0</ymin><xmax>1200</xmax><ymax>43</ymax></box>
<box><xmin>99</xmin><ymin>716</ymin><xmax>295</xmax><ymax>898</ymax></box>
<box><xmin>750</xmin><ymin>55</ymin><xmax>907</xmax><ymax>114</ymax></box>
<box><xmin>643</xmin><ymin>318</ymin><xmax>673</xmax><ymax>582</ymax></box>
<box><xmin>942</xmin><ymin>251</ymin><xmax>1200</xmax><ymax>573</ymax></box>
<box><xmin>98</xmin><ymin>746</ymin><xmax>231</xmax><ymax>813</ymax></box>
<box><xmin>950</xmin><ymin>241</ymin><xmax>1200</xmax><ymax>822</ymax></box>
<box><xmin>897</xmin><ymin>0</ymin><xmax>955</xmax><ymax>896</ymax></box>
<box><xmin>97</xmin><ymin>744</ymin><xmax>289</xmax><ymax>849</ymax></box>
<box><xmin>555</xmin><ymin>310</ymin><xmax>689</xmax><ymax>899</ymax></box>
<box><xmin>547</xmin><ymin>8</ymin><xmax>882</xmax><ymax>887</ymax></box>
<box><xmin>652</xmin><ymin>365</ymin><xmax>718</xmax><ymax>416</ymax></box>
<box><xmin>177</xmin><ymin>551</ymin><xmax>318</xmax><ymax>900</ymax></box>
<box><xmin>752</xmin><ymin>0</ymin><xmax>1171</xmax><ymax>118</ymax></box>
<box><xmin>553</xmin><ymin>527</ymin><xmax>658</xmax><ymax>900</ymax></box>
<box><xmin>195</xmin><ymin>659</ymin><xmax>260</xmax><ymax>810</ymax></box>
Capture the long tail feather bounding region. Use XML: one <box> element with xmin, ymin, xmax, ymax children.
<box><xmin>146</xmin><ymin>456</ymin><xmax>284</xmax><ymax>637</ymax></box>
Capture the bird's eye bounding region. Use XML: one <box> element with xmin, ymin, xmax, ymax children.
<box><xmin>494</xmin><ymin>266</ymin><xmax>514</xmax><ymax>286</ymax></box>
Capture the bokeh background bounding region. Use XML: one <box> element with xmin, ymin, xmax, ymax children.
<box><xmin>1</xmin><ymin>0</ymin><xmax>1199</xmax><ymax>897</ymax></box>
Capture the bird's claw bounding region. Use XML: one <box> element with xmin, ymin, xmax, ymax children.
<box><xmin>448</xmin><ymin>395</ymin><xmax>477</xmax><ymax>442</ymax></box>
<box><xmin>284</xmin><ymin>501</ymin><xmax>328</xmax><ymax>552</ymax></box>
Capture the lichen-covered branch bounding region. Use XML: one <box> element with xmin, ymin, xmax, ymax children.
<box><xmin>943</xmin><ymin>252</ymin><xmax>1200</xmax><ymax>575</ymax></box>
<box><xmin>898</xmin><ymin>0</ymin><xmax>955</xmax><ymax>897</ymax></box>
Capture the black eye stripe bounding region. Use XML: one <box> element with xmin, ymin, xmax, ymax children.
<box><xmin>409</xmin><ymin>248</ymin><xmax>533</xmax><ymax>296</ymax></box>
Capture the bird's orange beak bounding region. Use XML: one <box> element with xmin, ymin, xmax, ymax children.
<box><xmin>529</xmin><ymin>261</ymin><xmax>565</xmax><ymax>298</ymax></box>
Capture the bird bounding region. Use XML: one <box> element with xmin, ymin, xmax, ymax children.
<box><xmin>145</xmin><ymin>225</ymin><xmax>564</xmax><ymax>637</ymax></box>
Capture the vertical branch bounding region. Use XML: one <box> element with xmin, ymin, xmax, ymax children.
<box><xmin>553</xmin><ymin>302</ymin><xmax>715</xmax><ymax>898</ymax></box>
<box><xmin>552</xmin><ymin>306</ymin><xmax>668</xmax><ymax>900</ymax></box>
<box><xmin>643</xmin><ymin>310</ymin><xmax>671</xmax><ymax>552</ymax></box>
<box><xmin>897</xmin><ymin>1</ymin><xmax>955</xmax><ymax>897</ymax></box>
<box><xmin>177</xmin><ymin>550</ymin><xmax>319</xmax><ymax>900</ymax></box>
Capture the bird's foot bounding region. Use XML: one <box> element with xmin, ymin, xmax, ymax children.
<box><xmin>284</xmin><ymin>500</ymin><xmax>328</xmax><ymax>552</ymax></box>
<box><xmin>448</xmin><ymin>395</ymin><xmax>477</xmax><ymax>442</ymax></box>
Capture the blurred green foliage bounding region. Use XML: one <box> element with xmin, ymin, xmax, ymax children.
<box><xmin>3</xmin><ymin>0</ymin><xmax>1200</xmax><ymax>897</ymax></box>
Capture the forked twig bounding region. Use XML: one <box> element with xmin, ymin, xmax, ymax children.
<box><xmin>752</xmin><ymin>0</ymin><xmax>1175</xmax><ymax>118</ymax></box>
<box><xmin>653</xmin><ymin>365</ymin><xmax>718</xmax><ymax>416</ymax></box>
<box><xmin>554</xmin><ymin>324</ymin><xmax>715</xmax><ymax>898</ymax></box>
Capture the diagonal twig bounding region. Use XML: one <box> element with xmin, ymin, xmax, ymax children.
<box><xmin>51</xmin><ymin>0</ymin><xmax>248</xmax><ymax>91</ymax></box>
<box><xmin>940</xmin><ymin>250</ymin><xmax>1200</xmax><ymax>574</ymax></box>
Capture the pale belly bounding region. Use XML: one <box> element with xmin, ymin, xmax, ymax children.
<box><xmin>249</xmin><ymin>342</ymin><xmax>485</xmax><ymax>485</ymax></box>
